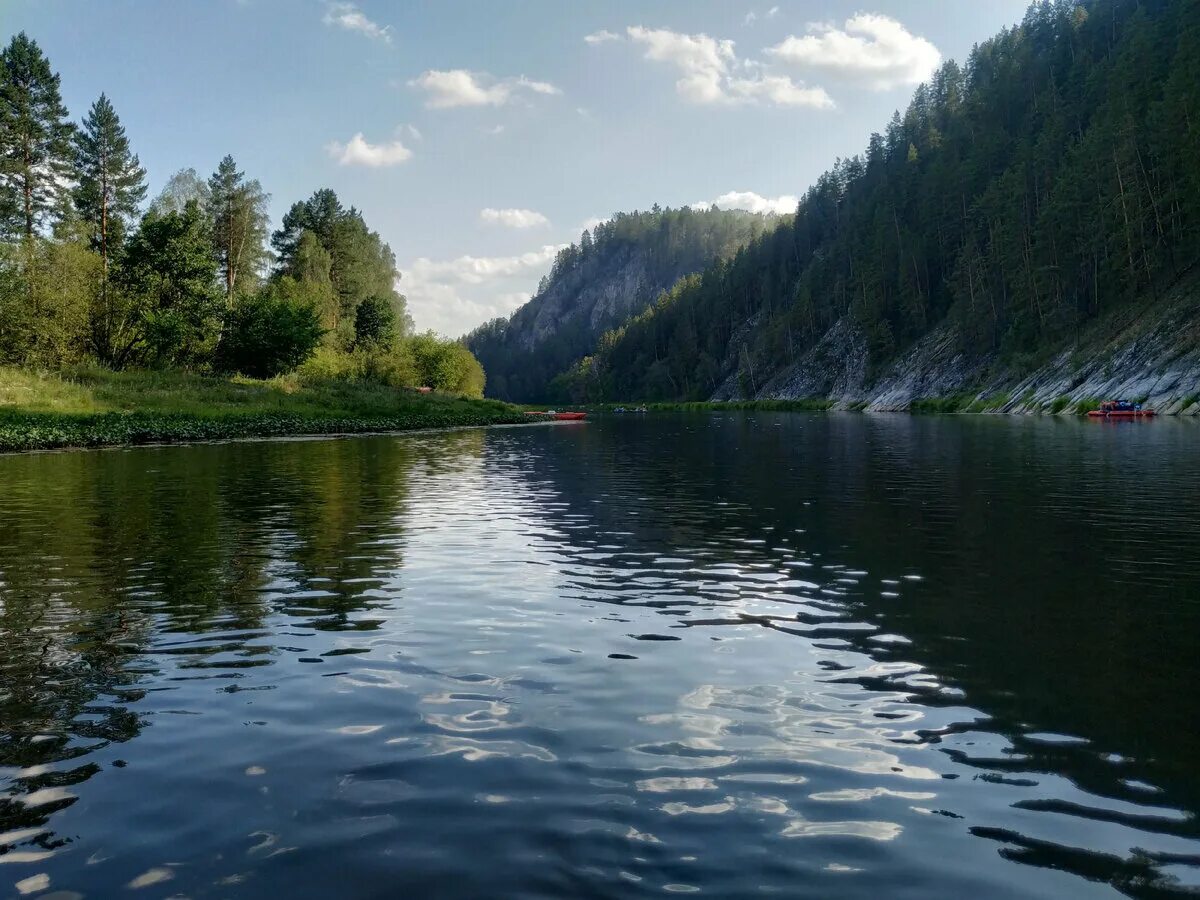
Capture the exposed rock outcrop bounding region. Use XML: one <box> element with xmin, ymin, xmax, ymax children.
<box><xmin>741</xmin><ymin>276</ymin><xmax>1200</xmax><ymax>414</ymax></box>
<box><xmin>511</xmin><ymin>245</ymin><xmax>652</xmax><ymax>351</ymax></box>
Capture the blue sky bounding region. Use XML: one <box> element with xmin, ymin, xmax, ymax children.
<box><xmin>8</xmin><ymin>0</ymin><xmax>1031</xmax><ymax>336</ymax></box>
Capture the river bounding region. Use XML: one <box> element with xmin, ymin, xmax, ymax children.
<box><xmin>1</xmin><ymin>413</ymin><xmax>1198</xmax><ymax>898</ymax></box>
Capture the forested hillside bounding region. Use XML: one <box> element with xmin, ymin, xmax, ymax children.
<box><xmin>464</xmin><ymin>206</ymin><xmax>775</xmax><ymax>401</ymax></box>
<box><xmin>553</xmin><ymin>0</ymin><xmax>1200</xmax><ymax>407</ymax></box>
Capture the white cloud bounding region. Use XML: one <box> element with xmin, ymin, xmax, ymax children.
<box><xmin>400</xmin><ymin>244</ymin><xmax>566</xmax><ymax>336</ymax></box>
<box><xmin>480</xmin><ymin>207</ymin><xmax>550</xmax><ymax>229</ymax></box>
<box><xmin>518</xmin><ymin>76</ymin><xmax>561</xmax><ymax>96</ymax></box>
<box><xmin>745</xmin><ymin>6</ymin><xmax>780</xmax><ymax>25</ymax></box>
<box><xmin>323</xmin><ymin>2</ymin><xmax>391</xmax><ymax>43</ymax></box>
<box><xmin>327</xmin><ymin>132</ymin><xmax>413</xmax><ymax>167</ymax></box>
<box><xmin>579</xmin><ymin>216</ymin><xmax>606</xmax><ymax>233</ymax></box>
<box><xmin>623</xmin><ymin>25</ymin><xmax>832</xmax><ymax>109</ymax></box>
<box><xmin>584</xmin><ymin>29</ymin><xmax>620</xmax><ymax>44</ymax></box>
<box><xmin>693</xmin><ymin>191</ymin><xmax>798</xmax><ymax>215</ymax></box>
<box><xmin>409</xmin><ymin>69</ymin><xmax>561</xmax><ymax>109</ymax></box>
<box><xmin>414</xmin><ymin>245</ymin><xmax>565</xmax><ymax>284</ymax></box>
<box><xmin>726</xmin><ymin>74</ymin><xmax>832</xmax><ymax>108</ymax></box>
<box><xmin>766</xmin><ymin>14</ymin><xmax>941</xmax><ymax>90</ymax></box>
<box><xmin>627</xmin><ymin>26</ymin><xmax>735</xmax><ymax>104</ymax></box>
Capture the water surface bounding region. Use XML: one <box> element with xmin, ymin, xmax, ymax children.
<box><xmin>2</xmin><ymin>414</ymin><xmax>1199</xmax><ymax>898</ymax></box>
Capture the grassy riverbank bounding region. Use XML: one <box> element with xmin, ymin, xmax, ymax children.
<box><xmin>0</xmin><ymin>367</ymin><xmax>526</xmax><ymax>452</ymax></box>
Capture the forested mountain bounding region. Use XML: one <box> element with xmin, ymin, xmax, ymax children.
<box><xmin>464</xmin><ymin>206</ymin><xmax>776</xmax><ymax>401</ymax></box>
<box><xmin>551</xmin><ymin>0</ymin><xmax>1200</xmax><ymax>409</ymax></box>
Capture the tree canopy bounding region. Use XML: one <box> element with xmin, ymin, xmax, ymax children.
<box><xmin>0</xmin><ymin>33</ymin><xmax>482</xmax><ymax>396</ymax></box>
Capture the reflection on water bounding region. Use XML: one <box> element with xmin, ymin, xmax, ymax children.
<box><xmin>1</xmin><ymin>415</ymin><xmax>1199</xmax><ymax>898</ymax></box>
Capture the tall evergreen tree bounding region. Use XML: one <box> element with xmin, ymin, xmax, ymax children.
<box><xmin>270</xmin><ymin>188</ymin><xmax>408</xmax><ymax>345</ymax></box>
<box><xmin>73</xmin><ymin>93</ymin><xmax>147</xmax><ymax>352</ymax></box>
<box><xmin>208</xmin><ymin>154</ymin><xmax>269</xmax><ymax>305</ymax></box>
<box><xmin>0</xmin><ymin>33</ymin><xmax>75</xmax><ymax>238</ymax></box>
<box><xmin>272</xmin><ymin>188</ymin><xmax>344</xmax><ymax>266</ymax></box>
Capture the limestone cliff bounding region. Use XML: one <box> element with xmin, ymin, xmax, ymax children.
<box><xmin>728</xmin><ymin>275</ymin><xmax>1200</xmax><ymax>414</ymax></box>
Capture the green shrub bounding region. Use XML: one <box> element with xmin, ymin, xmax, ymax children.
<box><xmin>408</xmin><ymin>332</ymin><xmax>486</xmax><ymax>397</ymax></box>
<box><xmin>910</xmin><ymin>394</ymin><xmax>972</xmax><ymax>414</ymax></box>
<box><xmin>219</xmin><ymin>279</ymin><xmax>324</xmax><ymax>378</ymax></box>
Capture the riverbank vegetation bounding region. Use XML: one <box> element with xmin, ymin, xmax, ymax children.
<box><xmin>0</xmin><ymin>32</ymin><xmax>485</xmax><ymax>430</ymax></box>
<box><xmin>0</xmin><ymin>366</ymin><xmax>522</xmax><ymax>452</ymax></box>
<box><xmin>548</xmin><ymin>0</ymin><xmax>1200</xmax><ymax>403</ymax></box>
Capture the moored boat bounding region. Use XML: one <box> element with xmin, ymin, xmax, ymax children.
<box><xmin>1087</xmin><ymin>400</ymin><xmax>1156</xmax><ymax>418</ymax></box>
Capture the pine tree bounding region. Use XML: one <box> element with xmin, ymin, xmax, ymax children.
<box><xmin>208</xmin><ymin>155</ymin><xmax>269</xmax><ymax>305</ymax></box>
<box><xmin>0</xmin><ymin>33</ymin><xmax>76</xmax><ymax>238</ymax></box>
<box><xmin>73</xmin><ymin>93</ymin><xmax>147</xmax><ymax>351</ymax></box>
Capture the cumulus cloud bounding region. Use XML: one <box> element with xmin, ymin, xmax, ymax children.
<box><xmin>480</xmin><ymin>208</ymin><xmax>550</xmax><ymax>229</ymax></box>
<box><xmin>766</xmin><ymin>14</ymin><xmax>941</xmax><ymax>90</ymax></box>
<box><xmin>323</xmin><ymin>2</ymin><xmax>392</xmax><ymax>43</ymax></box>
<box><xmin>327</xmin><ymin>132</ymin><xmax>413</xmax><ymax>167</ymax></box>
<box><xmin>693</xmin><ymin>191</ymin><xmax>798</xmax><ymax>215</ymax></box>
<box><xmin>409</xmin><ymin>69</ymin><xmax>561</xmax><ymax>109</ymax></box>
<box><xmin>400</xmin><ymin>244</ymin><xmax>566</xmax><ymax>336</ymax></box>
<box><xmin>626</xmin><ymin>26</ymin><xmax>735</xmax><ymax>104</ymax></box>
<box><xmin>622</xmin><ymin>26</ymin><xmax>832</xmax><ymax>109</ymax></box>
<box><xmin>584</xmin><ymin>29</ymin><xmax>620</xmax><ymax>44</ymax></box>
<box><xmin>725</xmin><ymin>74</ymin><xmax>832</xmax><ymax>108</ymax></box>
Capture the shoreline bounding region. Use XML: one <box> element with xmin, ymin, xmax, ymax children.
<box><xmin>581</xmin><ymin>399</ymin><xmax>1198</xmax><ymax>417</ymax></box>
<box><xmin>5</xmin><ymin>398</ymin><xmax>1193</xmax><ymax>456</ymax></box>
<box><xmin>0</xmin><ymin>366</ymin><xmax>533</xmax><ymax>455</ymax></box>
<box><xmin>0</xmin><ymin>407</ymin><xmax>533</xmax><ymax>455</ymax></box>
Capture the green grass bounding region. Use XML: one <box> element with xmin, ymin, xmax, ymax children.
<box><xmin>909</xmin><ymin>393</ymin><xmax>975</xmax><ymax>414</ymax></box>
<box><xmin>0</xmin><ymin>366</ymin><xmax>526</xmax><ymax>453</ymax></box>
<box><xmin>967</xmin><ymin>391</ymin><xmax>1010</xmax><ymax>413</ymax></box>
<box><xmin>1049</xmin><ymin>395</ymin><xmax>1072</xmax><ymax>414</ymax></box>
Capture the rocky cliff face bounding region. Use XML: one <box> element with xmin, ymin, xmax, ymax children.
<box><xmin>510</xmin><ymin>245</ymin><xmax>652</xmax><ymax>352</ymax></box>
<box><xmin>465</xmin><ymin>206</ymin><xmax>776</xmax><ymax>402</ymax></box>
<box><xmin>723</xmin><ymin>275</ymin><xmax>1200</xmax><ymax>414</ymax></box>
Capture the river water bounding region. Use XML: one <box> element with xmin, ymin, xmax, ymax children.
<box><xmin>1</xmin><ymin>414</ymin><xmax>1198</xmax><ymax>898</ymax></box>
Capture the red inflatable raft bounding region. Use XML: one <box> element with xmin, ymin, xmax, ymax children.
<box><xmin>1087</xmin><ymin>400</ymin><xmax>1156</xmax><ymax>418</ymax></box>
<box><xmin>524</xmin><ymin>411</ymin><xmax>588</xmax><ymax>421</ymax></box>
